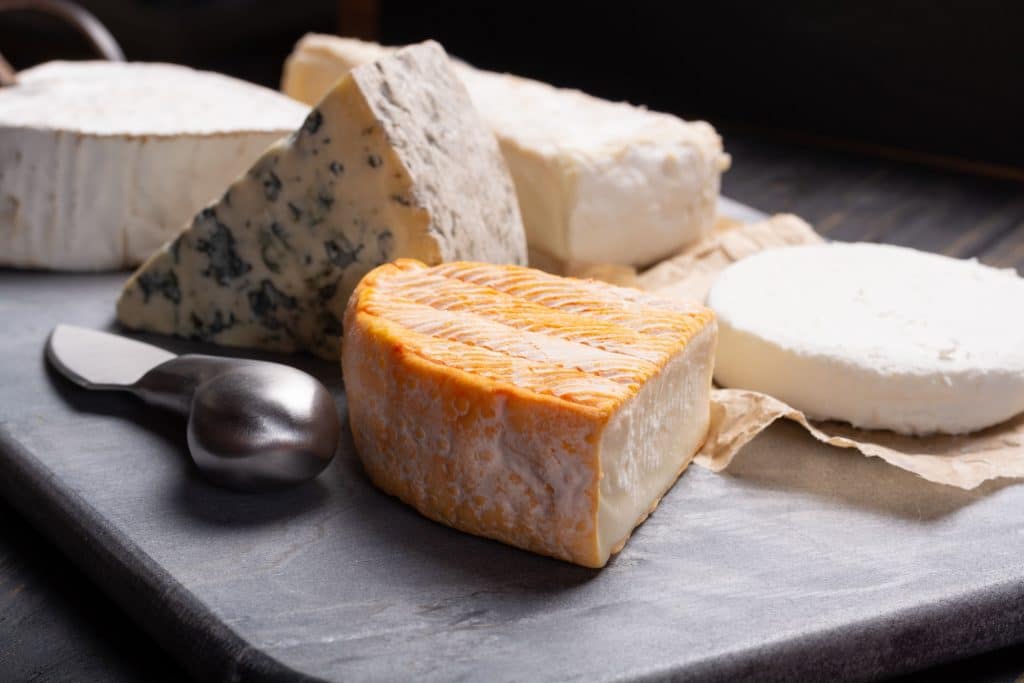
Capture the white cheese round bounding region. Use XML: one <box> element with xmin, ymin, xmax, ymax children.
<box><xmin>707</xmin><ymin>242</ymin><xmax>1024</xmax><ymax>435</ymax></box>
<box><xmin>0</xmin><ymin>61</ymin><xmax>309</xmax><ymax>270</ymax></box>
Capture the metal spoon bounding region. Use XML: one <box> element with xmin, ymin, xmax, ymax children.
<box><xmin>46</xmin><ymin>325</ymin><xmax>339</xmax><ymax>492</ymax></box>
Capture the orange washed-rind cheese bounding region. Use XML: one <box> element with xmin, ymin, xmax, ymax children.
<box><xmin>342</xmin><ymin>259</ymin><xmax>717</xmax><ymax>567</ymax></box>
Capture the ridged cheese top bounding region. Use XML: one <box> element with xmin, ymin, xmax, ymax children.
<box><xmin>1</xmin><ymin>61</ymin><xmax>308</xmax><ymax>136</ymax></box>
<box><xmin>347</xmin><ymin>260</ymin><xmax>714</xmax><ymax>415</ymax></box>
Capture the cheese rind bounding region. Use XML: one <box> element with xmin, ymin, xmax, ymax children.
<box><xmin>283</xmin><ymin>35</ymin><xmax>730</xmax><ymax>272</ymax></box>
<box><xmin>708</xmin><ymin>243</ymin><xmax>1024</xmax><ymax>435</ymax></box>
<box><xmin>0</xmin><ymin>61</ymin><xmax>309</xmax><ymax>270</ymax></box>
<box><xmin>343</xmin><ymin>259</ymin><xmax>716</xmax><ymax>567</ymax></box>
<box><xmin>117</xmin><ymin>42</ymin><xmax>526</xmax><ymax>358</ymax></box>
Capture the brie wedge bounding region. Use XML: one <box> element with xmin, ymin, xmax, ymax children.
<box><xmin>708</xmin><ymin>242</ymin><xmax>1024</xmax><ymax>435</ymax></box>
<box><xmin>343</xmin><ymin>259</ymin><xmax>717</xmax><ymax>567</ymax></box>
<box><xmin>118</xmin><ymin>42</ymin><xmax>526</xmax><ymax>358</ymax></box>
<box><xmin>0</xmin><ymin>61</ymin><xmax>308</xmax><ymax>270</ymax></box>
<box><xmin>282</xmin><ymin>35</ymin><xmax>730</xmax><ymax>273</ymax></box>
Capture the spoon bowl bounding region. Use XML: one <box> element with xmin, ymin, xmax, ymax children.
<box><xmin>188</xmin><ymin>365</ymin><xmax>340</xmax><ymax>493</ymax></box>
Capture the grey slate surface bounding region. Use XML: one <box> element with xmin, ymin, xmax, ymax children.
<box><xmin>2</xmin><ymin>269</ymin><xmax>1024</xmax><ymax>682</ymax></box>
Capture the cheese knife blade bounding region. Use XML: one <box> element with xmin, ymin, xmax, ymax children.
<box><xmin>46</xmin><ymin>324</ymin><xmax>177</xmax><ymax>390</ymax></box>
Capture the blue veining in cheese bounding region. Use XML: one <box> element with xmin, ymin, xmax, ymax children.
<box><xmin>117</xmin><ymin>41</ymin><xmax>526</xmax><ymax>358</ymax></box>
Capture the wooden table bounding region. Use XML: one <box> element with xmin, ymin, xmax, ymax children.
<box><xmin>2</xmin><ymin>130</ymin><xmax>1022</xmax><ymax>682</ymax></box>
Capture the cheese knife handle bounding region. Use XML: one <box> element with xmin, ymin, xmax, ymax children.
<box><xmin>131</xmin><ymin>355</ymin><xmax>265</xmax><ymax>415</ymax></box>
<box><xmin>133</xmin><ymin>354</ymin><xmax>339</xmax><ymax>492</ymax></box>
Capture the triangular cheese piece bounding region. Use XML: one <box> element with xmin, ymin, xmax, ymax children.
<box><xmin>344</xmin><ymin>259</ymin><xmax>718</xmax><ymax>567</ymax></box>
<box><xmin>117</xmin><ymin>41</ymin><xmax>526</xmax><ymax>358</ymax></box>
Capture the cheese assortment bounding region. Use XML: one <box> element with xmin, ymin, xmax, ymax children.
<box><xmin>708</xmin><ymin>243</ymin><xmax>1024</xmax><ymax>435</ymax></box>
<box><xmin>117</xmin><ymin>42</ymin><xmax>526</xmax><ymax>358</ymax></box>
<box><xmin>283</xmin><ymin>35</ymin><xmax>730</xmax><ymax>273</ymax></box>
<box><xmin>17</xmin><ymin>27</ymin><xmax>1014</xmax><ymax>559</ymax></box>
<box><xmin>0</xmin><ymin>61</ymin><xmax>309</xmax><ymax>270</ymax></box>
<box><xmin>343</xmin><ymin>259</ymin><xmax>717</xmax><ymax>567</ymax></box>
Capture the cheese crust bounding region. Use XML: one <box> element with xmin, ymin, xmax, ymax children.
<box><xmin>343</xmin><ymin>259</ymin><xmax>716</xmax><ymax>567</ymax></box>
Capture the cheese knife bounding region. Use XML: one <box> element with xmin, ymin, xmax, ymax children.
<box><xmin>46</xmin><ymin>324</ymin><xmax>339</xmax><ymax>492</ymax></box>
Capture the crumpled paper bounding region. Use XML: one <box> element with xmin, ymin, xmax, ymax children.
<box><xmin>636</xmin><ymin>214</ymin><xmax>1024</xmax><ymax>490</ymax></box>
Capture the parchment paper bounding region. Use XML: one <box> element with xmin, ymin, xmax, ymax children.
<box><xmin>636</xmin><ymin>214</ymin><xmax>1024</xmax><ymax>490</ymax></box>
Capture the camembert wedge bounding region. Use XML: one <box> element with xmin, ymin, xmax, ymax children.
<box><xmin>342</xmin><ymin>259</ymin><xmax>717</xmax><ymax>568</ymax></box>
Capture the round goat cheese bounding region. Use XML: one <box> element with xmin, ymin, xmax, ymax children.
<box><xmin>0</xmin><ymin>61</ymin><xmax>308</xmax><ymax>270</ymax></box>
<box><xmin>707</xmin><ymin>242</ymin><xmax>1024</xmax><ymax>435</ymax></box>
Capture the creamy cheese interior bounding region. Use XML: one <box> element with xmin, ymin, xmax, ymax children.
<box><xmin>597</xmin><ymin>324</ymin><xmax>715</xmax><ymax>562</ymax></box>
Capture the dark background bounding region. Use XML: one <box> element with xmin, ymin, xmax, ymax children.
<box><xmin>1</xmin><ymin>0</ymin><xmax>1021</xmax><ymax>170</ymax></box>
<box><xmin>2</xmin><ymin>2</ymin><xmax>1024</xmax><ymax>681</ymax></box>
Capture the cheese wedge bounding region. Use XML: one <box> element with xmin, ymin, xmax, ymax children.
<box><xmin>0</xmin><ymin>61</ymin><xmax>308</xmax><ymax>270</ymax></box>
<box><xmin>118</xmin><ymin>42</ymin><xmax>526</xmax><ymax>358</ymax></box>
<box><xmin>342</xmin><ymin>259</ymin><xmax>717</xmax><ymax>568</ymax></box>
<box><xmin>283</xmin><ymin>35</ymin><xmax>730</xmax><ymax>273</ymax></box>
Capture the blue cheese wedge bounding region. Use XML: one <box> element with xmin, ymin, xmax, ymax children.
<box><xmin>117</xmin><ymin>42</ymin><xmax>526</xmax><ymax>358</ymax></box>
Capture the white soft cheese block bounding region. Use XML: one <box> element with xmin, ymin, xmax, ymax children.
<box><xmin>0</xmin><ymin>61</ymin><xmax>309</xmax><ymax>270</ymax></box>
<box><xmin>282</xmin><ymin>34</ymin><xmax>730</xmax><ymax>272</ymax></box>
<box><xmin>118</xmin><ymin>42</ymin><xmax>526</xmax><ymax>358</ymax></box>
<box><xmin>344</xmin><ymin>259</ymin><xmax>717</xmax><ymax>567</ymax></box>
<box><xmin>708</xmin><ymin>242</ymin><xmax>1024</xmax><ymax>435</ymax></box>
